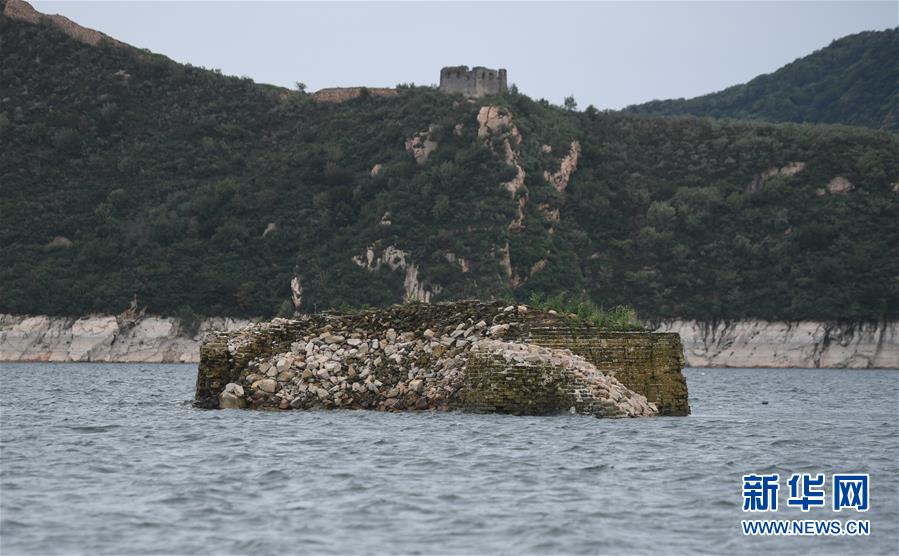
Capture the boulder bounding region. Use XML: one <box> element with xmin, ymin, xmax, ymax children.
<box><xmin>255</xmin><ymin>379</ymin><xmax>279</xmax><ymax>394</ymax></box>
<box><xmin>219</xmin><ymin>383</ymin><xmax>246</xmax><ymax>409</ymax></box>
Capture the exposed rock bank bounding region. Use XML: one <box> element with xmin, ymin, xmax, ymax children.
<box><xmin>659</xmin><ymin>320</ymin><xmax>898</xmax><ymax>368</ymax></box>
<box><xmin>0</xmin><ymin>314</ymin><xmax>248</xmax><ymax>363</ymax></box>
<box><xmin>2</xmin><ymin>314</ymin><xmax>895</xmax><ymax>370</ymax></box>
<box><xmin>195</xmin><ymin>302</ymin><xmax>688</xmax><ymax>417</ymax></box>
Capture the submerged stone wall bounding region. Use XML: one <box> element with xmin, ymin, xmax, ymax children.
<box><xmin>194</xmin><ymin>301</ymin><xmax>690</xmax><ymax>417</ymax></box>
<box><xmin>460</xmin><ymin>341</ymin><xmax>658</xmax><ymax>417</ymax></box>
<box><xmin>520</xmin><ymin>326</ymin><xmax>689</xmax><ymax>416</ymax></box>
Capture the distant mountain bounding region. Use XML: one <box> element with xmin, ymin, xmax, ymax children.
<box><xmin>626</xmin><ymin>28</ymin><xmax>899</xmax><ymax>131</ymax></box>
<box><xmin>2</xmin><ymin>0</ymin><xmax>898</xmax><ymax>323</ymax></box>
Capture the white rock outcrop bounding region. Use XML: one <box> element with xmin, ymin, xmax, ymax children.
<box><xmin>826</xmin><ymin>176</ymin><xmax>854</xmax><ymax>194</ymax></box>
<box><xmin>0</xmin><ymin>314</ymin><xmax>249</xmax><ymax>363</ymax></box>
<box><xmin>352</xmin><ymin>245</ymin><xmax>440</xmax><ymax>303</ymax></box>
<box><xmin>543</xmin><ymin>141</ymin><xmax>581</xmax><ymax>192</ymax></box>
<box><xmin>476</xmin><ymin>106</ymin><xmax>528</xmax><ymax>233</ymax></box>
<box><xmin>405</xmin><ymin>126</ymin><xmax>439</xmax><ymax>165</ymax></box>
<box><xmin>747</xmin><ymin>161</ymin><xmax>806</xmax><ymax>192</ymax></box>
<box><xmin>290</xmin><ymin>277</ymin><xmax>303</xmax><ymax>309</ymax></box>
<box><xmin>444</xmin><ymin>252</ymin><xmax>470</xmax><ymax>273</ymax></box>
<box><xmin>655</xmin><ymin>320</ymin><xmax>898</xmax><ymax>368</ymax></box>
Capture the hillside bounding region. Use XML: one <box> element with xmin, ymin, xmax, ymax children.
<box><xmin>626</xmin><ymin>28</ymin><xmax>899</xmax><ymax>131</ymax></box>
<box><xmin>2</xmin><ymin>1</ymin><xmax>899</xmax><ymax>323</ymax></box>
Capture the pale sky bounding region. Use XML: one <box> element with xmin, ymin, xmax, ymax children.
<box><xmin>33</xmin><ymin>1</ymin><xmax>898</xmax><ymax>109</ymax></box>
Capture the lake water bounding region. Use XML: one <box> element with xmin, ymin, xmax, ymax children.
<box><xmin>0</xmin><ymin>363</ymin><xmax>896</xmax><ymax>555</ymax></box>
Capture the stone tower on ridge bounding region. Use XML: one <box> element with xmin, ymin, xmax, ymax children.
<box><xmin>439</xmin><ymin>66</ymin><xmax>507</xmax><ymax>98</ymax></box>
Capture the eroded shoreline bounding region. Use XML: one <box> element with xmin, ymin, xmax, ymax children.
<box><xmin>1</xmin><ymin>313</ymin><xmax>896</xmax><ymax>369</ymax></box>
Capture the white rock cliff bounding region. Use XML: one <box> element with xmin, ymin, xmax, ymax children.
<box><xmin>656</xmin><ymin>320</ymin><xmax>898</xmax><ymax>368</ymax></box>
<box><xmin>0</xmin><ymin>314</ymin><xmax>249</xmax><ymax>363</ymax></box>
<box><xmin>1</xmin><ymin>314</ymin><xmax>895</xmax><ymax>367</ymax></box>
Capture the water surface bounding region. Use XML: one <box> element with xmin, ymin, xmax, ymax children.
<box><xmin>1</xmin><ymin>364</ymin><xmax>896</xmax><ymax>554</ymax></box>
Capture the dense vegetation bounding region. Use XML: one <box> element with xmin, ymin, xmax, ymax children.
<box><xmin>626</xmin><ymin>28</ymin><xmax>899</xmax><ymax>132</ymax></box>
<box><xmin>2</xmin><ymin>15</ymin><xmax>898</xmax><ymax>323</ymax></box>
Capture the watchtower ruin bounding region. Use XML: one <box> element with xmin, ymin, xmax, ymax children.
<box><xmin>439</xmin><ymin>66</ymin><xmax>507</xmax><ymax>98</ymax></box>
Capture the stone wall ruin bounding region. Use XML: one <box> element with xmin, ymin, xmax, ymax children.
<box><xmin>195</xmin><ymin>301</ymin><xmax>690</xmax><ymax>417</ymax></box>
<box><xmin>439</xmin><ymin>66</ymin><xmax>508</xmax><ymax>98</ymax></box>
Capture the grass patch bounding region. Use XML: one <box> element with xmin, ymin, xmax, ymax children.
<box><xmin>528</xmin><ymin>293</ymin><xmax>644</xmax><ymax>331</ymax></box>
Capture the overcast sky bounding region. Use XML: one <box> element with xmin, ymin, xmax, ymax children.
<box><xmin>33</xmin><ymin>1</ymin><xmax>898</xmax><ymax>109</ymax></box>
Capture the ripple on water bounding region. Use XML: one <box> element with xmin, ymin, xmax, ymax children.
<box><xmin>0</xmin><ymin>363</ymin><xmax>897</xmax><ymax>555</ymax></box>
<box><xmin>65</xmin><ymin>424</ymin><xmax>120</xmax><ymax>433</ymax></box>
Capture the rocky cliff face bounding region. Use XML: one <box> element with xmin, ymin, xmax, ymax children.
<box><xmin>657</xmin><ymin>320</ymin><xmax>898</xmax><ymax>368</ymax></box>
<box><xmin>0</xmin><ymin>314</ymin><xmax>248</xmax><ymax>363</ymax></box>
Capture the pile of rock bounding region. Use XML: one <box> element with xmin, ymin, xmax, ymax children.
<box><xmin>214</xmin><ymin>304</ymin><xmax>658</xmax><ymax>418</ymax></box>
